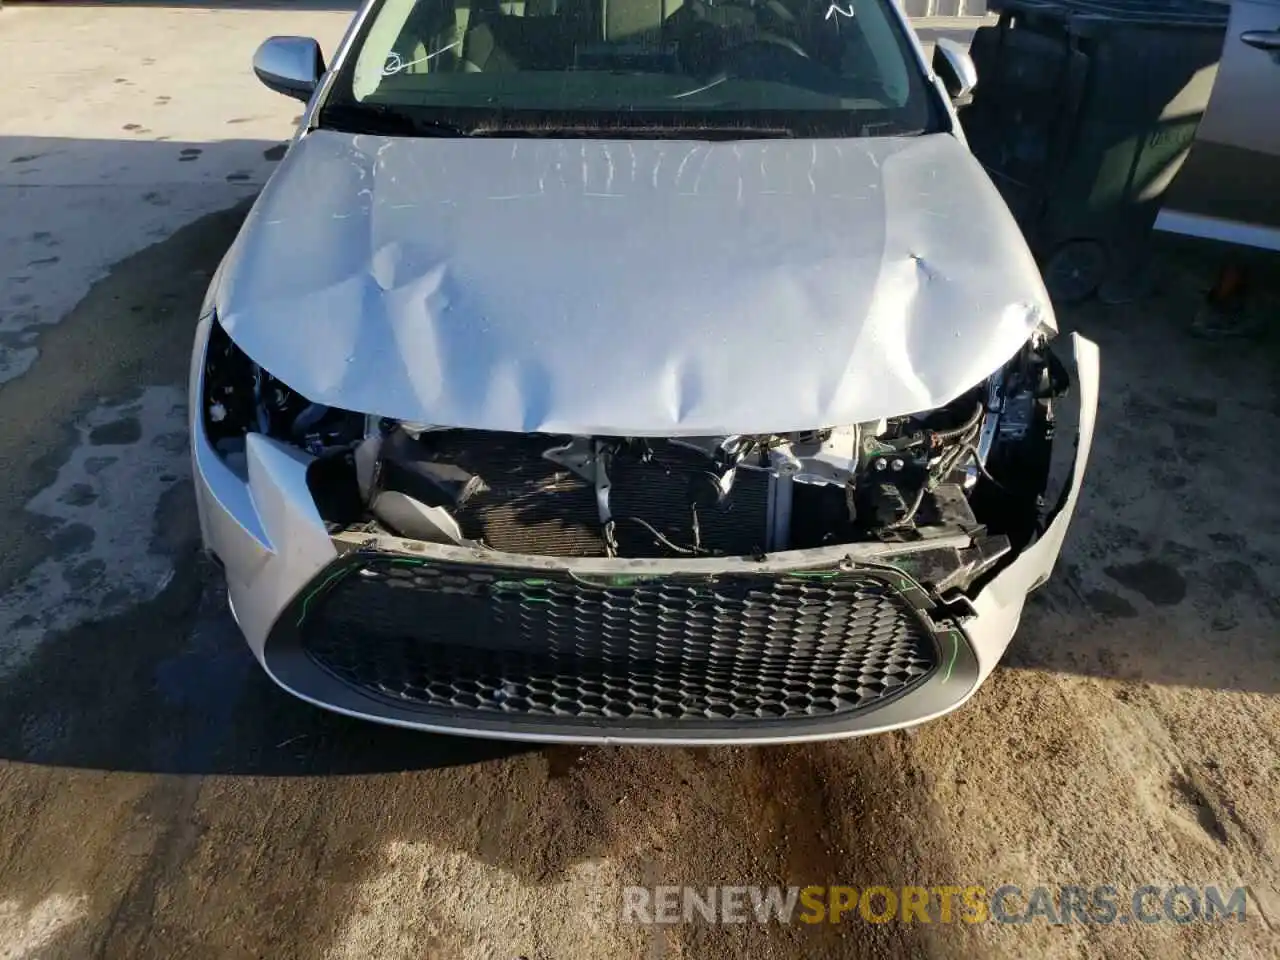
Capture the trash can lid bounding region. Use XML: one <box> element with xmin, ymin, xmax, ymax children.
<box><xmin>990</xmin><ymin>0</ymin><xmax>1229</xmax><ymax>28</ymax></box>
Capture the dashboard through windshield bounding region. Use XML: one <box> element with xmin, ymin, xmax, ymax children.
<box><xmin>323</xmin><ymin>0</ymin><xmax>942</xmax><ymax>137</ymax></box>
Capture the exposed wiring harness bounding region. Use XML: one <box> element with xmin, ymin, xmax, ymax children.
<box><xmin>608</xmin><ymin>516</ymin><xmax>712</xmax><ymax>556</ymax></box>
<box><xmin>883</xmin><ymin>401</ymin><xmax>988</xmax><ymax>532</ymax></box>
<box><xmin>929</xmin><ymin>400</ymin><xmax>986</xmax><ymax>445</ymax></box>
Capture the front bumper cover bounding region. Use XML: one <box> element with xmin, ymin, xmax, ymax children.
<box><xmin>263</xmin><ymin>539</ymin><xmax>983</xmax><ymax>744</ymax></box>
<box><xmin>190</xmin><ymin>316</ymin><xmax>1099</xmax><ymax>744</ymax></box>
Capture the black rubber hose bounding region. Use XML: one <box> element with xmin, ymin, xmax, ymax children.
<box><xmin>930</xmin><ymin>400</ymin><xmax>986</xmax><ymax>443</ymax></box>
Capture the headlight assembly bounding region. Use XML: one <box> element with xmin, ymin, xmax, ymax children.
<box><xmin>202</xmin><ymin>316</ymin><xmax>366</xmax><ymax>462</ymax></box>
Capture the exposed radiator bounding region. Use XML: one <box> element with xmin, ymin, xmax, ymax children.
<box><xmin>406</xmin><ymin>433</ymin><xmax>770</xmax><ymax>558</ymax></box>
<box><xmin>608</xmin><ymin>443</ymin><xmax>770</xmax><ymax>558</ymax></box>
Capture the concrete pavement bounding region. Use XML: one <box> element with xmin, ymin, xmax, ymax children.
<box><xmin>1</xmin><ymin>4</ymin><xmax>1278</xmax><ymax>959</ymax></box>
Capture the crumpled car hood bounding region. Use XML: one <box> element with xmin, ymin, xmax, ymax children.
<box><xmin>215</xmin><ymin>129</ymin><xmax>1053</xmax><ymax>436</ymax></box>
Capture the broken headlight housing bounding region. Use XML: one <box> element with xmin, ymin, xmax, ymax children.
<box><xmin>202</xmin><ymin>317</ymin><xmax>367</xmax><ymax>466</ymax></box>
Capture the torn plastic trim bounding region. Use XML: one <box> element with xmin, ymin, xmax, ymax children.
<box><xmin>964</xmin><ymin>332</ymin><xmax>1099</xmax><ymax>680</ymax></box>
<box><xmin>330</xmin><ymin>509</ymin><xmax>1011</xmax><ymax>606</ymax></box>
<box><xmin>328</xmin><ymin>528</ymin><xmax>977</xmax><ymax>579</ymax></box>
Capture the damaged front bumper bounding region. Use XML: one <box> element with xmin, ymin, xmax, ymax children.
<box><xmin>190</xmin><ymin>317</ymin><xmax>1098</xmax><ymax>744</ymax></box>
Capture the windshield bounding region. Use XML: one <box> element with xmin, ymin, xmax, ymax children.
<box><xmin>322</xmin><ymin>0</ymin><xmax>941</xmax><ymax>137</ymax></box>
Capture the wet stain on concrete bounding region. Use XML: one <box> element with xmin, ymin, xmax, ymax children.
<box><xmin>0</xmin><ymin>387</ymin><xmax>187</xmax><ymax>685</ymax></box>
<box><xmin>1092</xmin><ymin>521</ymin><xmax>1144</xmax><ymax>553</ymax></box>
<box><xmin>1104</xmin><ymin>558</ymin><xmax>1188</xmax><ymax>606</ymax></box>
<box><xmin>1202</xmin><ymin>559</ymin><xmax>1280</xmax><ymax>620</ymax></box>
<box><xmin>151</xmin><ymin>432</ymin><xmax>188</xmax><ymax>455</ymax></box>
<box><xmin>263</xmin><ymin>144</ymin><xmax>287</xmax><ymax>162</ymax></box>
<box><xmin>1151</xmin><ymin>468</ymin><xmax>1188</xmax><ymax>491</ymax></box>
<box><xmin>1209</xmin><ymin>613</ymin><xmax>1239</xmax><ymax>632</ymax></box>
<box><xmin>225</xmin><ymin>171</ymin><xmax>252</xmax><ymax>183</ymax></box>
<box><xmin>58</xmin><ymin>483</ymin><xmax>98</xmax><ymax>508</ymax></box>
<box><xmin>1169</xmin><ymin>420</ymin><xmax>1214</xmax><ymax>464</ymax></box>
<box><xmin>1085</xmin><ymin>588</ymin><xmax>1138</xmax><ymax>619</ymax></box>
<box><xmin>1169</xmin><ymin>395</ymin><xmax>1219</xmax><ymax>418</ymax></box>
<box><xmin>1203</xmin><ymin>560</ymin><xmax>1255</xmax><ymax>601</ymax></box>
<box><xmin>9</xmin><ymin>154</ymin><xmax>43</xmax><ymax>164</ymax></box>
<box><xmin>1123</xmin><ymin>393</ymin><xmax>1163</xmax><ymax>421</ymax></box>
<box><xmin>0</xmin><ymin>202</ymin><xmax>253</xmax><ymax>603</ymax></box>
<box><xmin>47</xmin><ymin>522</ymin><xmax>95</xmax><ymax>558</ymax></box>
<box><xmin>27</xmin><ymin>257</ymin><xmax>60</xmax><ymax>267</ymax></box>
<box><xmin>1208</xmin><ymin>531</ymin><xmax>1247</xmax><ymax>551</ymax></box>
<box><xmin>1160</xmin><ymin>539</ymin><xmax>1200</xmax><ymax>567</ymax></box>
<box><xmin>88</xmin><ymin>417</ymin><xmax>142</xmax><ymax>446</ymax></box>
<box><xmin>178</xmin><ymin>148</ymin><xmax>202</xmax><ymax>162</ymax></box>
<box><xmin>64</xmin><ymin>558</ymin><xmax>107</xmax><ymax>593</ymax></box>
<box><xmin>83</xmin><ymin>456</ymin><xmax>117</xmax><ymax>476</ymax></box>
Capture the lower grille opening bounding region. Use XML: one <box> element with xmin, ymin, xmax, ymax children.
<box><xmin>291</xmin><ymin>555</ymin><xmax>941</xmax><ymax>725</ymax></box>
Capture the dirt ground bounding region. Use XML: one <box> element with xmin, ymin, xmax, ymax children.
<box><xmin>0</xmin><ymin>199</ymin><xmax>1276</xmax><ymax>960</ymax></box>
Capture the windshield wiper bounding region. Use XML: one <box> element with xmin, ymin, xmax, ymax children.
<box><xmin>319</xmin><ymin>104</ymin><xmax>798</xmax><ymax>140</ymax></box>
<box><xmin>317</xmin><ymin>102</ymin><xmax>470</xmax><ymax>138</ymax></box>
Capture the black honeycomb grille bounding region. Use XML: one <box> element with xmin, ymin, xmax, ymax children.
<box><xmin>295</xmin><ymin>556</ymin><xmax>940</xmax><ymax>723</ymax></box>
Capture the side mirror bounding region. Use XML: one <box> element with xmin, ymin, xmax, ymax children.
<box><xmin>253</xmin><ymin>36</ymin><xmax>324</xmax><ymax>102</ymax></box>
<box><xmin>933</xmin><ymin>38</ymin><xmax>978</xmax><ymax>107</ymax></box>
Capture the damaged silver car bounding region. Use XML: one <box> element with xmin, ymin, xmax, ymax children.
<box><xmin>190</xmin><ymin>0</ymin><xmax>1099</xmax><ymax>743</ymax></box>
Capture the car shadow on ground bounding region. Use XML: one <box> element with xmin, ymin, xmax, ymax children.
<box><xmin>3</xmin><ymin>556</ymin><xmax>530</xmax><ymax>776</ymax></box>
<box><xmin>1008</xmin><ymin>238</ymin><xmax>1280</xmax><ymax>696</ymax></box>
<box><xmin>1</xmin><ymin>132</ymin><xmax>1278</xmax><ymax>779</ymax></box>
<box><xmin>0</xmin><ymin>132</ymin><xmax>530</xmax><ymax>776</ymax></box>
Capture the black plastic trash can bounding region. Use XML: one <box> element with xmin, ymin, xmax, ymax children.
<box><xmin>961</xmin><ymin>0</ymin><xmax>1229</xmax><ymax>301</ymax></box>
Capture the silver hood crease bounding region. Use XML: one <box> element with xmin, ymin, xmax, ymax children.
<box><xmin>215</xmin><ymin>129</ymin><xmax>1054</xmax><ymax>435</ymax></box>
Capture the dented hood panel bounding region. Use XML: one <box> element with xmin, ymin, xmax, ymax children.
<box><xmin>216</xmin><ymin>129</ymin><xmax>1053</xmax><ymax>436</ymax></box>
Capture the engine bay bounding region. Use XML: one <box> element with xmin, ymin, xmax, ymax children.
<box><xmin>204</xmin><ymin>324</ymin><xmax>1069</xmax><ymax>578</ymax></box>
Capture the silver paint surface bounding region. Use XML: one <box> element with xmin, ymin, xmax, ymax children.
<box><xmin>215</xmin><ymin>129</ymin><xmax>1054</xmax><ymax>436</ymax></box>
